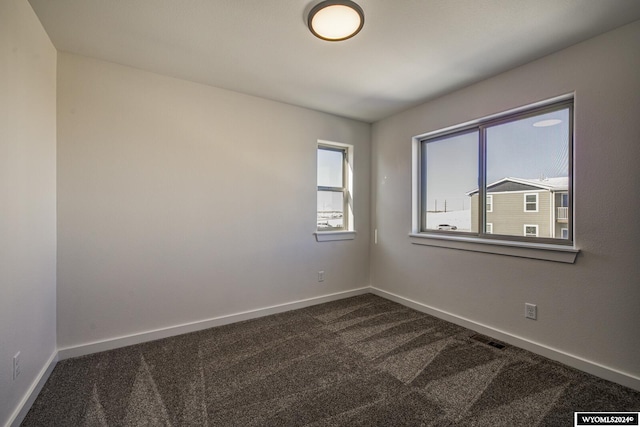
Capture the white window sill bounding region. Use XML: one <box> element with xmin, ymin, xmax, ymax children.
<box><xmin>315</xmin><ymin>231</ymin><xmax>356</xmax><ymax>242</ymax></box>
<box><xmin>409</xmin><ymin>233</ymin><xmax>579</xmax><ymax>263</ymax></box>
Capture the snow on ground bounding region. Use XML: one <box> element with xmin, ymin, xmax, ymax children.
<box><xmin>426</xmin><ymin>210</ymin><xmax>471</xmax><ymax>231</ymax></box>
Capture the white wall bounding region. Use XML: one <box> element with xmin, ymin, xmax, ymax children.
<box><xmin>0</xmin><ymin>0</ymin><xmax>57</xmax><ymax>424</ymax></box>
<box><xmin>56</xmin><ymin>53</ymin><xmax>371</xmax><ymax>349</ymax></box>
<box><xmin>371</xmin><ymin>21</ymin><xmax>640</xmax><ymax>385</ymax></box>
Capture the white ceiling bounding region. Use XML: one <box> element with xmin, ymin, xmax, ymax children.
<box><xmin>28</xmin><ymin>0</ymin><xmax>640</xmax><ymax>123</ymax></box>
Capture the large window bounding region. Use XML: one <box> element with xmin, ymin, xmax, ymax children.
<box><xmin>317</xmin><ymin>142</ymin><xmax>353</xmax><ymax>234</ymax></box>
<box><xmin>416</xmin><ymin>98</ymin><xmax>573</xmax><ymax>245</ymax></box>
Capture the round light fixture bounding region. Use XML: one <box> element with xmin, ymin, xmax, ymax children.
<box><xmin>308</xmin><ymin>0</ymin><xmax>364</xmax><ymax>42</ymax></box>
<box><xmin>533</xmin><ymin>119</ymin><xmax>562</xmax><ymax>127</ymax></box>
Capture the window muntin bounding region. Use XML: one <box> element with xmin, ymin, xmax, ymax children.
<box><xmin>417</xmin><ymin>98</ymin><xmax>573</xmax><ymax>245</ymax></box>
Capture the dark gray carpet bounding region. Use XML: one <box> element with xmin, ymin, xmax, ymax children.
<box><xmin>23</xmin><ymin>294</ymin><xmax>640</xmax><ymax>426</ymax></box>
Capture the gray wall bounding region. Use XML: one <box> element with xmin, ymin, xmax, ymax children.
<box><xmin>0</xmin><ymin>0</ymin><xmax>57</xmax><ymax>424</ymax></box>
<box><xmin>371</xmin><ymin>21</ymin><xmax>640</xmax><ymax>383</ymax></box>
<box><xmin>56</xmin><ymin>53</ymin><xmax>371</xmax><ymax>349</ymax></box>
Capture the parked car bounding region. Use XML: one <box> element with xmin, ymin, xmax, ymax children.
<box><xmin>437</xmin><ymin>224</ymin><xmax>457</xmax><ymax>230</ymax></box>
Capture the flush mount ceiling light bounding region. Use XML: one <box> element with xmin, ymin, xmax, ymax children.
<box><xmin>533</xmin><ymin>119</ymin><xmax>562</xmax><ymax>127</ymax></box>
<box><xmin>308</xmin><ymin>0</ymin><xmax>365</xmax><ymax>41</ymax></box>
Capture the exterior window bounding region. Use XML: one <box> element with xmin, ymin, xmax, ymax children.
<box><xmin>524</xmin><ymin>193</ymin><xmax>539</xmax><ymax>212</ymax></box>
<box><xmin>416</xmin><ymin>97</ymin><xmax>573</xmax><ymax>245</ymax></box>
<box><xmin>524</xmin><ymin>224</ymin><xmax>539</xmax><ymax>237</ymax></box>
<box><xmin>317</xmin><ymin>142</ymin><xmax>353</xmax><ymax>232</ymax></box>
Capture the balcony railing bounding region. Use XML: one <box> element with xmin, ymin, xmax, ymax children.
<box><xmin>557</xmin><ymin>207</ymin><xmax>568</xmax><ymax>221</ymax></box>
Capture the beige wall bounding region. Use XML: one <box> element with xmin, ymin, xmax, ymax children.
<box><xmin>372</xmin><ymin>21</ymin><xmax>640</xmax><ymax>384</ymax></box>
<box><xmin>471</xmin><ymin>191</ymin><xmax>552</xmax><ymax>237</ymax></box>
<box><xmin>56</xmin><ymin>53</ymin><xmax>371</xmax><ymax>349</ymax></box>
<box><xmin>0</xmin><ymin>0</ymin><xmax>57</xmax><ymax>424</ymax></box>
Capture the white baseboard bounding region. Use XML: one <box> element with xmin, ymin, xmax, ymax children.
<box><xmin>370</xmin><ymin>287</ymin><xmax>640</xmax><ymax>392</ymax></box>
<box><xmin>58</xmin><ymin>287</ymin><xmax>370</xmax><ymax>360</ymax></box>
<box><xmin>40</xmin><ymin>284</ymin><xmax>639</xmax><ymax>412</ymax></box>
<box><xmin>6</xmin><ymin>350</ymin><xmax>58</xmax><ymax>427</ymax></box>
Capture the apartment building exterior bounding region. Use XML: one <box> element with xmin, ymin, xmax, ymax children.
<box><xmin>468</xmin><ymin>177</ymin><xmax>569</xmax><ymax>239</ymax></box>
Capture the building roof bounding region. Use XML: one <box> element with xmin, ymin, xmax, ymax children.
<box><xmin>466</xmin><ymin>177</ymin><xmax>568</xmax><ymax>196</ymax></box>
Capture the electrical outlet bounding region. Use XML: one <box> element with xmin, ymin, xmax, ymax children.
<box><xmin>13</xmin><ymin>352</ymin><xmax>21</xmax><ymax>380</ymax></box>
<box><xmin>525</xmin><ymin>303</ymin><xmax>537</xmax><ymax>320</ymax></box>
<box><xmin>318</xmin><ymin>271</ymin><xmax>325</xmax><ymax>282</ymax></box>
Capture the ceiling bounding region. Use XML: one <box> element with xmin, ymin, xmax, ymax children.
<box><xmin>28</xmin><ymin>0</ymin><xmax>640</xmax><ymax>123</ymax></box>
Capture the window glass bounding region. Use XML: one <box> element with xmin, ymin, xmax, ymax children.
<box><xmin>317</xmin><ymin>190</ymin><xmax>344</xmax><ymax>230</ymax></box>
<box><xmin>525</xmin><ymin>225</ymin><xmax>539</xmax><ymax>237</ymax></box>
<box><xmin>561</xmin><ymin>193</ymin><xmax>568</xmax><ymax>207</ymax></box>
<box><xmin>417</xmin><ymin>98</ymin><xmax>573</xmax><ymax>245</ymax></box>
<box><xmin>421</xmin><ymin>131</ymin><xmax>478</xmax><ymax>233</ymax></box>
<box><xmin>317</xmin><ymin>145</ymin><xmax>349</xmax><ymax>231</ymax></box>
<box><xmin>485</xmin><ymin>108</ymin><xmax>569</xmax><ymax>239</ymax></box>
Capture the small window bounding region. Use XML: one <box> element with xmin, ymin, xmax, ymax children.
<box><xmin>524</xmin><ymin>224</ymin><xmax>539</xmax><ymax>237</ymax></box>
<box><xmin>486</xmin><ymin>223</ymin><xmax>493</xmax><ymax>234</ymax></box>
<box><xmin>561</xmin><ymin>228</ymin><xmax>569</xmax><ymax>239</ymax></box>
<box><xmin>524</xmin><ymin>193</ymin><xmax>538</xmax><ymax>212</ymax></box>
<box><xmin>486</xmin><ymin>195</ymin><xmax>493</xmax><ymax>213</ymax></box>
<box><xmin>317</xmin><ymin>142</ymin><xmax>354</xmax><ymax>233</ymax></box>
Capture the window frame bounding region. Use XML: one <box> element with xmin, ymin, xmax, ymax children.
<box><xmin>524</xmin><ymin>193</ymin><xmax>539</xmax><ymax>213</ymax></box>
<box><xmin>524</xmin><ymin>224</ymin><xmax>539</xmax><ymax>237</ymax></box>
<box><xmin>410</xmin><ymin>96</ymin><xmax>577</xmax><ymax>262</ymax></box>
<box><xmin>486</xmin><ymin>223</ymin><xmax>493</xmax><ymax>234</ymax></box>
<box><xmin>315</xmin><ymin>141</ymin><xmax>355</xmax><ymax>242</ymax></box>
